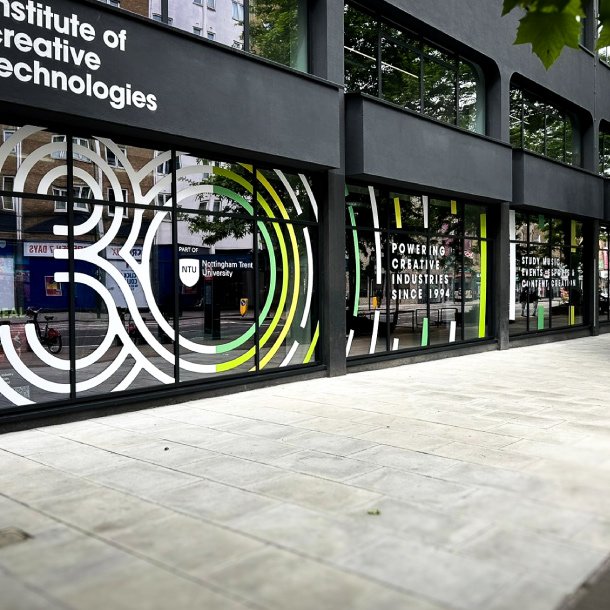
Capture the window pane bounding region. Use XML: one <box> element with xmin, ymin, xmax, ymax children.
<box><xmin>249</xmin><ymin>0</ymin><xmax>307</xmax><ymax>71</ymax></box>
<box><xmin>389</xmin><ymin>192</ymin><xmax>424</xmax><ymax>231</ymax></box>
<box><xmin>546</xmin><ymin>107</ymin><xmax>565</xmax><ymax>162</ymax></box>
<box><xmin>458</xmin><ymin>61</ymin><xmax>479</xmax><ymax>132</ymax></box>
<box><xmin>429</xmin><ymin>238</ymin><xmax>461</xmax><ymax>346</ymax></box>
<box><xmin>523</xmin><ymin>97</ymin><xmax>545</xmax><ymax>155</ymax></box>
<box><xmin>344</xmin><ymin>4</ymin><xmax>378</xmax><ymax>95</ymax></box>
<box><xmin>346</xmin><ymin>230</ymin><xmax>386</xmax><ymax>356</ymax></box>
<box><xmin>423</xmin><ymin>58</ymin><xmax>457</xmax><ymax>125</ymax></box>
<box><xmin>509</xmin><ymin>87</ymin><xmax>522</xmax><ymax>148</ymax></box>
<box><xmin>388</xmin><ymin>233</ymin><xmax>427</xmax><ymax>351</ymax></box>
<box><xmin>381</xmin><ymin>38</ymin><xmax>421</xmax><ymax>111</ymax></box>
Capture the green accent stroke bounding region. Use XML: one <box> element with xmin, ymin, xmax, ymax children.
<box><xmin>303</xmin><ymin>322</ymin><xmax>320</xmax><ymax>363</ymax></box>
<box><xmin>421</xmin><ymin>318</ymin><xmax>428</xmax><ymax>346</ymax></box>
<box><xmin>537</xmin><ymin>305</ymin><xmax>544</xmax><ymax>330</ymax></box>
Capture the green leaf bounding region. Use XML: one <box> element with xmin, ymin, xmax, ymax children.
<box><xmin>502</xmin><ymin>0</ymin><xmax>526</xmax><ymax>17</ymax></box>
<box><xmin>515</xmin><ymin>9</ymin><xmax>583</xmax><ymax>69</ymax></box>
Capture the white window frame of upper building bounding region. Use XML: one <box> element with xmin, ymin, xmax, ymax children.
<box><xmin>232</xmin><ymin>1</ymin><xmax>244</xmax><ymax>21</ymax></box>
<box><xmin>52</xmin><ymin>186</ymin><xmax>91</xmax><ymax>212</ymax></box>
<box><xmin>51</xmin><ymin>136</ymin><xmax>91</xmax><ymax>162</ymax></box>
<box><xmin>152</xmin><ymin>14</ymin><xmax>174</xmax><ymax>25</ymax></box>
<box><xmin>107</xmin><ymin>188</ymin><xmax>129</xmax><ymax>217</ymax></box>
<box><xmin>98</xmin><ymin>0</ymin><xmax>120</xmax><ymax>6</ymax></box>
<box><xmin>155</xmin><ymin>152</ymin><xmax>181</xmax><ymax>176</ymax></box>
<box><xmin>2</xmin><ymin>176</ymin><xmax>14</xmax><ymax>210</ymax></box>
<box><xmin>207</xmin><ymin>0</ymin><xmax>216</xmax><ymax>9</ymax></box>
<box><xmin>106</xmin><ymin>146</ymin><xmax>127</xmax><ymax>168</ymax></box>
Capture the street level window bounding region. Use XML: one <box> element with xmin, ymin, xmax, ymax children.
<box><xmin>509</xmin><ymin>211</ymin><xmax>585</xmax><ymax>334</ymax></box>
<box><xmin>510</xmin><ymin>86</ymin><xmax>577</xmax><ymax>165</ymax></box>
<box><xmin>344</xmin><ymin>2</ymin><xmax>485</xmax><ymax>134</ymax></box>
<box><xmin>345</xmin><ymin>183</ymin><xmax>491</xmax><ymax>357</ymax></box>
<box><xmin>600</xmin><ymin>226</ymin><xmax>610</xmax><ymax>323</ymax></box>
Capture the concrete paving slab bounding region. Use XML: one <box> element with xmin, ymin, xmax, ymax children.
<box><xmin>3</xmin><ymin>335</ymin><xmax>610</xmax><ymax>609</ymax></box>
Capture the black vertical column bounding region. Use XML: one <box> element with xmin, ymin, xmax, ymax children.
<box><xmin>493</xmin><ymin>201</ymin><xmax>510</xmax><ymax>349</ymax></box>
<box><xmin>310</xmin><ymin>0</ymin><xmax>346</xmax><ymax>376</ymax></box>
<box><xmin>586</xmin><ymin>219</ymin><xmax>600</xmax><ymax>335</ymax></box>
<box><xmin>67</xmin><ymin>136</ymin><xmax>76</xmax><ymax>399</ymax></box>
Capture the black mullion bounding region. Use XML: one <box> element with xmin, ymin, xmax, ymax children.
<box><xmin>161</xmin><ymin>0</ymin><xmax>169</xmax><ymax>23</ymax></box>
<box><xmin>455</xmin><ymin>57</ymin><xmax>460</xmax><ymax>127</ymax></box>
<box><xmin>420</xmin><ymin>43</ymin><xmax>425</xmax><ymax>114</ymax></box>
<box><xmin>171</xmin><ymin>150</ymin><xmax>179</xmax><ymax>385</ymax></box>
<box><xmin>543</xmin><ymin>104</ymin><xmax>548</xmax><ymax>157</ymax></box>
<box><xmin>426</xmin><ymin>231</ymin><xmax>430</xmax><ymax>347</ymax></box>
<box><xmin>385</xmin><ymin>189</ymin><xmax>390</xmax><ymax>352</ymax></box>
<box><xmin>67</xmin><ymin>135</ymin><xmax>76</xmax><ymax>400</ymax></box>
<box><xmin>244</xmin><ymin>0</ymin><xmax>250</xmax><ymax>52</ymax></box>
<box><xmin>377</xmin><ymin>20</ymin><xmax>382</xmax><ymax>98</ymax></box>
<box><xmin>460</xmin><ymin>227</ymin><xmax>465</xmax><ymax>341</ymax></box>
<box><xmin>253</xmin><ymin>167</ymin><xmax>260</xmax><ymax>371</ymax></box>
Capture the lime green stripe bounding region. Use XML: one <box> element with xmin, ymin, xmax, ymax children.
<box><xmin>571</xmin><ymin>220</ymin><xmax>577</xmax><ymax>253</ymax></box>
<box><xmin>537</xmin><ymin>305</ymin><xmax>544</xmax><ymax>330</ymax></box>
<box><xmin>421</xmin><ymin>318</ymin><xmax>428</xmax><ymax>346</ymax></box>
<box><xmin>216</xmin><ymin>349</ymin><xmax>253</xmax><ymax>372</ymax></box>
<box><xmin>303</xmin><ymin>323</ymin><xmax>319</xmax><ymax>363</ymax></box>
<box><xmin>348</xmin><ymin>206</ymin><xmax>360</xmax><ymax>317</ymax></box>
<box><xmin>213</xmin><ymin>166</ymin><xmax>254</xmax><ymax>197</ymax></box>
<box><xmin>256</xmin><ymin>171</ymin><xmax>301</xmax><ymax>369</ymax></box>
<box><xmin>478</xmin><ymin>214</ymin><xmax>487</xmax><ymax>338</ymax></box>
<box><xmin>394</xmin><ymin>197</ymin><xmax>402</xmax><ymax>228</ymax></box>
<box><xmin>451</xmin><ymin>200</ymin><xmax>457</xmax><ymax>214</ymax></box>
<box><xmin>212</xmin><ymin>186</ymin><xmax>253</xmax><ymax>214</ymax></box>
<box><xmin>570</xmin><ymin>305</ymin><xmax>575</xmax><ymax>325</ymax></box>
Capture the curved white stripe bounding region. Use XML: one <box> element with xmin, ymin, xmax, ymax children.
<box><xmin>113</xmin><ymin>363</ymin><xmax>144</xmax><ymax>392</ymax></box>
<box><xmin>368</xmin><ymin>187</ymin><xmax>382</xmax><ymax>285</ymax></box>
<box><xmin>275</xmin><ymin>170</ymin><xmax>302</xmax><ymax>215</ymax></box>
<box><xmin>369</xmin><ymin>309</ymin><xmax>381</xmax><ymax>354</ymax></box>
<box><xmin>280</xmin><ymin>341</ymin><xmax>300</xmax><ymax>367</ymax></box>
<box><xmin>14</xmin><ymin>143</ymin><xmax>66</xmax><ymax>193</ymax></box>
<box><xmin>299</xmin><ymin>174</ymin><xmax>318</xmax><ymax>221</ymax></box>
<box><xmin>0</xmin><ymin>375</ymin><xmax>33</xmax><ymax>406</ymax></box>
<box><xmin>300</xmin><ymin>227</ymin><xmax>314</xmax><ymax>329</ymax></box>
<box><xmin>0</xmin><ymin>325</ymin><xmax>70</xmax><ymax>393</ymax></box>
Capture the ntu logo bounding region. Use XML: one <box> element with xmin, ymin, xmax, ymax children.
<box><xmin>179</xmin><ymin>259</ymin><xmax>200</xmax><ymax>287</ymax></box>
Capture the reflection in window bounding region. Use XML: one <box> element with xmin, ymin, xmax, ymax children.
<box><xmin>344</xmin><ymin>2</ymin><xmax>485</xmax><ymax>134</ymax></box>
<box><xmin>599</xmin><ymin>126</ymin><xmax>610</xmax><ymax>176</ymax></box>
<box><xmin>600</xmin><ymin>226</ymin><xmax>609</xmax><ymax>322</ymax></box>
<box><xmin>249</xmin><ymin>0</ymin><xmax>308</xmax><ymax>71</ymax></box>
<box><xmin>346</xmin><ymin>183</ymin><xmax>490</xmax><ymax>357</ymax></box>
<box><xmin>509</xmin><ymin>86</ymin><xmax>577</xmax><ymax>165</ymax></box>
<box><xmin>509</xmin><ymin>211</ymin><xmax>585</xmax><ymax>335</ymax></box>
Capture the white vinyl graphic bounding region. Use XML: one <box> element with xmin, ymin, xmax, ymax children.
<box><xmin>0</xmin><ymin>127</ymin><xmax>319</xmax><ymax>407</ymax></box>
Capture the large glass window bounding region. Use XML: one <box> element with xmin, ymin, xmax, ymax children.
<box><xmin>509</xmin><ymin>211</ymin><xmax>586</xmax><ymax>335</ymax></box>
<box><xmin>344</xmin><ymin>3</ymin><xmax>485</xmax><ymax>134</ymax></box>
<box><xmin>0</xmin><ymin>124</ymin><xmax>320</xmax><ymax>412</ymax></box>
<box><xmin>510</xmin><ymin>86</ymin><xmax>578</xmax><ymax>165</ymax></box>
<box><xmin>600</xmin><ymin>226</ymin><xmax>609</xmax><ymax>323</ymax></box>
<box><xmin>346</xmin><ymin>184</ymin><xmax>491</xmax><ymax>358</ymax></box>
<box><xmin>110</xmin><ymin>0</ymin><xmax>308</xmax><ymax>72</ymax></box>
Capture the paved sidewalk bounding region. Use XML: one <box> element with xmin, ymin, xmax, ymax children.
<box><xmin>2</xmin><ymin>336</ymin><xmax>610</xmax><ymax>610</ymax></box>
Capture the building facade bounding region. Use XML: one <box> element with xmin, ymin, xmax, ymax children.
<box><xmin>0</xmin><ymin>0</ymin><xmax>607</xmax><ymax>422</ymax></box>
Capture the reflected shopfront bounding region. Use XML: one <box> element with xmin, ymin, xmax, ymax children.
<box><xmin>0</xmin><ymin>124</ymin><xmax>320</xmax><ymax>410</ymax></box>
<box><xmin>345</xmin><ymin>183</ymin><xmax>491</xmax><ymax>358</ymax></box>
<box><xmin>509</xmin><ymin>211</ymin><xmax>585</xmax><ymax>335</ymax></box>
